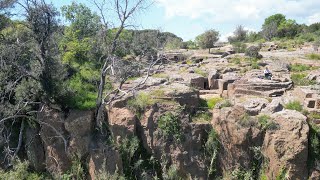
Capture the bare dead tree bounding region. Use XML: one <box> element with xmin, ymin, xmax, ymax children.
<box><xmin>90</xmin><ymin>0</ymin><xmax>157</xmax><ymax>128</ymax></box>
<box><xmin>262</xmin><ymin>21</ymin><xmax>278</xmax><ymax>41</ymax></box>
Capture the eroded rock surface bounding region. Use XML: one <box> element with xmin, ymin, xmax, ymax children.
<box><xmin>263</xmin><ymin>110</ymin><xmax>309</xmax><ymax>180</ymax></box>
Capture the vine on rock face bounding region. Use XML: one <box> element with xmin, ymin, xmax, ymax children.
<box><xmin>205</xmin><ymin>129</ymin><xmax>220</xmax><ymax>179</ymax></box>
<box><xmin>158</xmin><ymin>112</ymin><xmax>183</xmax><ymax>143</ymax></box>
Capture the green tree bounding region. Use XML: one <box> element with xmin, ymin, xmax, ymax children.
<box><xmin>263</xmin><ymin>14</ymin><xmax>286</xmax><ymax>28</ymax></box>
<box><xmin>164</xmin><ymin>36</ymin><xmax>182</xmax><ymax>50</ymax></box>
<box><xmin>0</xmin><ymin>0</ymin><xmax>66</xmax><ymax>167</ymax></box>
<box><xmin>61</xmin><ymin>2</ymin><xmax>101</xmax><ymax>39</ymax></box>
<box><xmin>196</xmin><ymin>29</ymin><xmax>220</xmax><ymax>53</ymax></box>
<box><xmin>278</xmin><ymin>19</ymin><xmax>300</xmax><ymax>38</ymax></box>
<box><xmin>307</xmin><ymin>23</ymin><xmax>320</xmax><ymax>33</ymax></box>
<box><xmin>60</xmin><ymin>2</ymin><xmax>103</xmax><ymax>109</ymax></box>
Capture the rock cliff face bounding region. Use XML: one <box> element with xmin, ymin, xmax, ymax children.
<box><xmin>34</xmin><ymin>107</ymin><xmax>122</xmax><ymax>179</ymax></box>
<box><xmin>212</xmin><ymin>104</ymin><xmax>310</xmax><ymax>179</ymax></box>
<box><xmin>264</xmin><ymin>110</ymin><xmax>309</xmax><ymax>180</ymax></box>
<box><xmin>27</xmin><ymin>93</ymin><xmax>315</xmax><ymax>179</ymax></box>
<box><xmin>212</xmin><ymin>106</ymin><xmax>264</xmax><ymax>174</ymax></box>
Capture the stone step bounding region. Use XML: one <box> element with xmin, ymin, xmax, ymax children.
<box><xmin>199</xmin><ymin>90</ymin><xmax>220</xmax><ymax>95</ymax></box>
<box><xmin>200</xmin><ymin>94</ymin><xmax>221</xmax><ymax>100</ymax></box>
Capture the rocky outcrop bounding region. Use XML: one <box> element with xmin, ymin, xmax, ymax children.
<box><xmin>38</xmin><ymin>108</ymin><xmax>71</xmax><ymax>174</ymax></box>
<box><xmin>261</xmin><ymin>98</ymin><xmax>284</xmax><ymax>115</ymax></box>
<box><xmin>236</xmin><ymin>97</ymin><xmax>269</xmax><ymax>116</ymax></box>
<box><xmin>229</xmin><ymin>77</ymin><xmax>293</xmax><ymax>97</ymax></box>
<box><xmin>108</xmin><ymin>107</ymin><xmax>137</xmax><ymax>142</ymax></box>
<box><xmin>263</xmin><ymin>110</ymin><xmax>309</xmax><ymax>180</ymax></box>
<box><xmin>212</xmin><ymin>106</ymin><xmax>264</xmax><ymax>174</ymax></box>
<box><xmin>88</xmin><ymin>146</ymin><xmax>123</xmax><ymax>180</ymax></box>
<box><xmin>36</xmin><ymin>107</ymin><xmax>122</xmax><ymax>178</ymax></box>
<box><xmin>137</xmin><ymin>104</ymin><xmax>212</xmax><ymax>179</ymax></box>
<box><xmin>25</xmin><ymin>126</ymin><xmax>46</xmax><ymax>171</ymax></box>
<box><xmin>108</xmin><ymin>101</ymin><xmax>212</xmax><ymax>179</ymax></box>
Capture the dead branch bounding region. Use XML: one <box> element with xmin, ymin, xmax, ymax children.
<box><xmin>13</xmin><ymin>120</ymin><xmax>25</xmax><ymax>157</ymax></box>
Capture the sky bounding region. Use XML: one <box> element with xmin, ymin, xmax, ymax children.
<box><xmin>42</xmin><ymin>0</ymin><xmax>320</xmax><ymax>41</ymax></box>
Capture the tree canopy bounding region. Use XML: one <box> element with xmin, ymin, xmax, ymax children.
<box><xmin>196</xmin><ymin>29</ymin><xmax>220</xmax><ymax>53</ymax></box>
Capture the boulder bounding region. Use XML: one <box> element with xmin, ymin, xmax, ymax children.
<box><xmin>65</xmin><ymin>110</ymin><xmax>94</xmax><ymax>156</ymax></box>
<box><xmin>208</xmin><ymin>69</ymin><xmax>219</xmax><ymax>89</ymax></box>
<box><xmin>261</xmin><ymin>98</ymin><xmax>284</xmax><ymax>114</ymax></box>
<box><xmin>263</xmin><ymin>110</ymin><xmax>309</xmax><ymax>180</ymax></box>
<box><xmin>237</xmin><ymin>98</ymin><xmax>269</xmax><ymax>116</ymax></box>
<box><xmin>307</xmin><ymin>70</ymin><xmax>320</xmax><ymax>84</ymax></box>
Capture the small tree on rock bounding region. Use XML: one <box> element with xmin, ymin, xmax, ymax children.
<box><xmin>196</xmin><ymin>29</ymin><xmax>219</xmax><ymax>53</ymax></box>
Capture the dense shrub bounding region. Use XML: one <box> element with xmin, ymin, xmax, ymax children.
<box><xmin>0</xmin><ymin>160</ymin><xmax>45</xmax><ymax>180</ymax></box>
<box><xmin>232</xmin><ymin>42</ymin><xmax>247</xmax><ymax>53</ymax></box>
<box><xmin>245</xmin><ymin>46</ymin><xmax>262</xmax><ymax>59</ymax></box>
<box><xmin>158</xmin><ymin>112</ymin><xmax>183</xmax><ymax>142</ymax></box>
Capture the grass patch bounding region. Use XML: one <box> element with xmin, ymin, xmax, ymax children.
<box><xmin>229</xmin><ymin>56</ymin><xmax>244</xmax><ymax>65</ymax></box>
<box><xmin>192</xmin><ymin>111</ymin><xmax>212</xmax><ymax>123</ymax></box>
<box><xmin>127</xmin><ymin>92</ymin><xmax>155</xmax><ymax>118</ymax></box>
<box><xmin>258</xmin><ymin>115</ymin><xmax>279</xmax><ymax>130</ymax></box>
<box><xmin>285</xmin><ymin>100</ymin><xmax>303</xmax><ymax>112</ymax></box>
<box><xmin>150</xmin><ymin>89</ymin><xmax>165</xmax><ymax>97</ymax></box>
<box><xmin>239</xmin><ymin>113</ymin><xmax>257</xmax><ymax>127</ymax></box>
<box><xmin>306</xmin><ymin>53</ymin><xmax>320</xmax><ymax>60</ymax></box>
<box><xmin>127</xmin><ymin>76</ymin><xmax>140</xmax><ymax>81</ymax></box>
<box><xmin>186</xmin><ymin>59</ymin><xmax>193</xmax><ymax>65</ymax></box>
<box><xmin>291</xmin><ymin>73</ymin><xmax>316</xmax><ymax>86</ymax></box>
<box><xmin>309</xmin><ymin>112</ymin><xmax>320</xmax><ymax>119</ymax></box>
<box><xmin>215</xmin><ymin>99</ymin><xmax>233</xmax><ymax>109</ymax></box>
<box><xmin>276</xmin><ymin>167</ymin><xmax>288</xmax><ymax>180</ymax></box>
<box><xmin>249</xmin><ymin>58</ymin><xmax>260</xmax><ymax>69</ymax></box>
<box><xmin>152</xmin><ymin>73</ymin><xmax>169</xmax><ymax>79</ymax></box>
<box><xmin>0</xmin><ymin>160</ymin><xmax>46</xmax><ymax>180</ymax></box>
<box><xmin>179</xmin><ymin>67</ymin><xmax>188</xmax><ymax>73</ymax></box>
<box><xmin>194</xmin><ymin>68</ymin><xmax>208</xmax><ymax>77</ymax></box>
<box><xmin>289</xmin><ymin>64</ymin><xmax>311</xmax><ymax>72</ymax></box>
<box><xmin>200</xmin><ymin>98</ymin><xmax>224</xmax><ymax>109</ymax></box>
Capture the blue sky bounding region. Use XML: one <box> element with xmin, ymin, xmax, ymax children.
<box><xmin>48</xmin><ymin>0</ymin><xmax>320</xmax><ymax>41</ymax></box>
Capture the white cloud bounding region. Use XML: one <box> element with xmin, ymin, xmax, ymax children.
<box><xmin>156</xmin><ymin>0</ymin><xmax>320</xmax><ymax>23</ymax></box>
<box><xmin>307</xmin><ymin>13</ymin><xmax>320</xmax><ymax>25</ymax></box>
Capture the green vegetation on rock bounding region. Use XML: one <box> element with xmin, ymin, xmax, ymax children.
<box><xmin>291</xmin><ymin>73</ymin><xmax>316</xmax><ymax>86</ymax></box>
<box><xmin>285</xmin><ymin>100</ymin><xmax>303</xmax><ymax>112</ymax></box>
<box><xmin>306</xmin><ymin>53</ymin><xmax>320</xmax><ymax>60</ymax></box>
<box><xmin>158</xmin><ymin>112</ymin><xmax>183</xmax><ymax>142</ymax></box>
